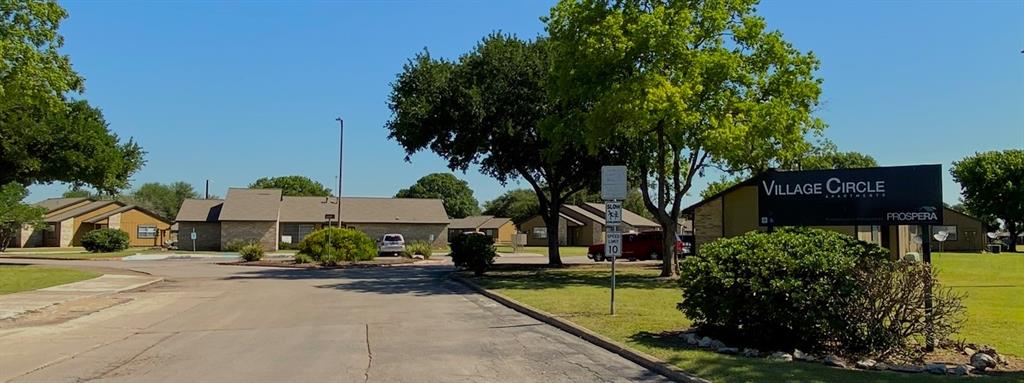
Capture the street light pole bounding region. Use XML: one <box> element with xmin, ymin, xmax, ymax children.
<box><xmin>336</xmin><ymin>117</ymin><xmax>344</xmax><ymax>229</ymax></box>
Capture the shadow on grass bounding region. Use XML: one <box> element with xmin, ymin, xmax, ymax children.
<box><xmin>221</xmin><ymin>264</ymin><xmax>471</xmax><ymax>297</ymax></box>
<box><xmin>471</xmin><ymin>265</ymin><xmax>674</xmax><ymax>291</ymax></box>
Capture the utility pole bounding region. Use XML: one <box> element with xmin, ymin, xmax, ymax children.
<box><xmin>342</xmin><ymin>116</ymin><xmax>350</xmax><ymax>227</ymax></box>
<box><xmin>205</xmin><ymin>179</ymin><xmax>210</xmax><ymax>199</ymax></box>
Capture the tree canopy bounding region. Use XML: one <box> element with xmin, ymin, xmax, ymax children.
<box><xmin>395</xmin><ymin>173</ymin><xmax>481</xmax><ymax>219</ymax></box>
<box><xmin>547</xmin><ymin>0</ymin><xmax>825</xmax><ymax>276</ymax></box>
<box><xmin>250</xmin><ymin>176</ymin><xmax>331</xmax><ymax>197</ymax></box>
<box><xmin>483</xmin><ymin>189</ymin><xmax>540</xmax><ymax>224</ymax></box>
<box><xmin>1</xmin><ymin>3</ymin><xmax>145</xmax><ymax>194</ymax></box>
<box><xmin>0</xmin><ymin>182</ymin><xmax>46</xmax><ymax>251</ymax></box>
<box><xmin>128</xmin><ymin>182</ymin><xmax>199</xmax><ymax>220</ymax></box>
<box><xmin>951</xmin><ymin>150</ymin><xmax>1024</xmax><ymax>251</ymax></box>
<box><xmin>386</xmin><ymin>34</ymin><xmax>608</xmax><ymax>264</ymax></box>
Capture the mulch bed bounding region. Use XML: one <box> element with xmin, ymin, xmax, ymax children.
<box><xmin>219</xmin><ymin>257</ymin><xmax>426</xmax><ymax>269</ymax></box>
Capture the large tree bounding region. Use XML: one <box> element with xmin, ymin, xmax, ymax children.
<box><xmin>249</xmin><ymin>176</ymin><xmax>331</xmax><ymax>197</ymax></box>
<box><xmin>0</xmin><ymin>182</ymin><xmax>46</xmax><ymax>252</ymax></box>
<box><xmin>129</xmin><ymin>182</ymin><xmax>199</xmax><ymax>220</ymax></box>
<box><xmin>395</xmin><ymin>173</ymin><xmax>481</xmax><ymax>219</ymax></box>
<box><xmin>548</xmin><ymin>0</ymin><xmax>825</xmax><ymax>276</ymax></box>
<box><xmin>386</xmin><ymin>34</ymin><xmax>608</xmax><ymax>265</ymax></box>
<box><xmin>951</xmin><ymin>150</ymin><xmax>1024</xmax><ymax>252</ymax></box>
<box><xmin>483</xmin><ymin>189</ymin><xmax>540</xmax><ymax>224</ymax></box>
<box><xmin>1</xmin><ymin>3</ymin><xmax>144</xmax><ymax>193</ymax></box>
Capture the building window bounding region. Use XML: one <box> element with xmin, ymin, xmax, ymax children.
<box><xmin>485</xmin><ymin>229</ymin><xmax>496</xmax><ymax>237</ymax></box>
<box><xmin>137</xmin><ymin>225</ymin><xmax>157</xmax><ymax>239</ymax></box>
<box><xmin>533</xmin><ymin>227</ymin><xmax>547</xmax><ymax>239</ymax></box>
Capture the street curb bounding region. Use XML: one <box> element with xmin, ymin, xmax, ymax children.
<box><xmin>450</xmin><ymin>274</ymin><xmax>710</xmax><ymax>383</ymax></box>
<box><xmin>118</xmin><ymin>277</ymin><xmax>164</xmax><ymax>293</ymax></box>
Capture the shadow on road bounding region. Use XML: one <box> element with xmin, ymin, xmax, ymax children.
<box><xmin>221</xmin><ymin>264</ymin><xmax>471</xmax><ymax>297</ymax></box>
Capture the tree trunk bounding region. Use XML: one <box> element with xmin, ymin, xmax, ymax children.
<box><xmin>543</xmin><ymin>208</ymin><xmax>563</xmax><ymax>266</ymax></box>
<box><xmin>1009</xmin><ymin>220</ymin><xmax>1019</xmax><ymax>253</ymax></box>
<box><xmin>659</xmin><ymin>218</ymin><xmax>677</xmax><ymax>277</ymax></box>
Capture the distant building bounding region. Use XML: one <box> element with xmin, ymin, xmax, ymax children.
<box><xmin>12</xmin><ymin>198</ymin><xmax>172</xmax><ymax>248</ymax></box>
<box><xmin>175</xmin><ymin>188</ymin><xmax>450</xmax><ymax>251</ymax></box>
<box><xmin>518</xmin><ymin>203</ymin><xmax>659</xmax><ymax>246</ymax></box>
<box><xmin>448</xmin><ymin>215</ymin><xmax>516</xmax><ymax>244</ymax></box>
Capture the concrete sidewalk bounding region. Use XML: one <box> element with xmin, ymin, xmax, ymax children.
<box><xmin>0</xmin><ymin>274</ymin><xmax>162</xmax><ymax>320</ymax></box>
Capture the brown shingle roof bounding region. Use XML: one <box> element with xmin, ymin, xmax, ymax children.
<box><xmin>45</xmin><ymin>200</ymin><xmax>122</xmax><ymax>223</ymax></box>
<box><xmin>175</xmin><ymin>199</ymin><xmax>224</xmax><ymax>222</ymax></box>
<box><xmin>562</xmin><ymin>204</ymin><xmax>606</xmax><ymax>225</ymax></box>
<box><xmin>36</xmin><ymin>197</ymin><xmax>89</xmax><ymax>212</ymax></box>
<box><xmin>478</xmin><ymin>217</ymin><xmax>512</xmax><ymax>230</ymax></box>
<box><xmin>449</xmin><ymin>215</ymin><xmax>495</xmax><ymax>230</ymax></box>
<box><xmin>218</xmin><ymin>188</ymin><xmax>282</xmax><ymax>221</ymax></box>
<box><xmin>279</xmin><ymin>196</ymin><xmax>449</xmax><ymax>224</ymax></box>
<box><xmin>583</xmin><ymin>202</ymin><xmax>659</xmax><ymax>228</ymax></box>
<box><xmin>83</xmin><ymin>205</ymin><xmax>172</xmax><ymax>224</ymax></box>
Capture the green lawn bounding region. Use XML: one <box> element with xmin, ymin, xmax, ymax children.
<box><xmin>468</xmin><ymin>252</ymin><xmax>1024</xmax><ymax>383</ymax></box>
<box><xmin>494</xmin><ymin>245</ymin><xmax>590</xmax><ymax>256</ymax></box>
<box><xmin>0</xmin><ymin>247</ymin><xmax>158</xmax><ymax>260</ymax></box>
<box><xmin>0</xmin><ymin>265</ymin><xmax>101</xmax><ymax>295</ymax></box>
<box><xmin>1</xmin><ymin>247</ymin><xmax>87</xmax><ymax>253</ymax></box>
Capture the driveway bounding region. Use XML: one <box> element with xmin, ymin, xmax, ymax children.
<box><xmin>0</xmin><ymin>259</ymin><xmax>670</xmax><ymax>383</ymax></box>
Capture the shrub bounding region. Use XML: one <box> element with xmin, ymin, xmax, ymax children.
<box><xmin>450</xmin><ymin>233</ymin><xmax>496</xmax><ymax>275</ymax></box>
<box><xmin>238</xmin><ymin>243</ymin><xmax>264</xmax><ymax>262</ymax></box>
<box><xmin>224</xmin><ymin>239</ymin><xmax>259</xmax><ymax>252</ymax></box>
<box><xmin>402</xmin><ymin>240</ymin><xmax>433</xmax><ymax>259</ymax></box>
<box><xmin>678</xmin><ymin>228</ymin><xmax>887</xmax><ymax>352</ymax></box>
<box><xmin>678</xmin><ymin>227</ymin><xmax>965</xmax><ymax>359</ymax></box>
<box><xmin>297</xmin><ymin>227</ymin><xmax>376</xmax><ymax>266</ymax></box>
<box><xmin>293</xmin><ymin>253</ymin><xmax>314</xmax><ymax>264</ymax></box>
<box><xmin>81</xmin><ymin>228</ymin><xmax>130</xmax><ymax>253</ymax></box>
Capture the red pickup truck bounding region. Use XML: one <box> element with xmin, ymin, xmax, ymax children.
<box><xmin>587</xmin><ymin>231</ymin><xmax>692</xmax><ymax>262</ymax></box>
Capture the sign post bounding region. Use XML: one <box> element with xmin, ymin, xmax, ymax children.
<box><xmin>921</xmin><ymin>224</ymin><xmax>934</xmax><ymax>351</ymax></box>
<box><xmin>190</xmin><ymin>228</ymin><xmax>197</xmax><ymax>253</ymax></box>
<box><xmin>602</xmin><ymin>166</ymin><xmax>627</xmax><ymax>315</ymax></box>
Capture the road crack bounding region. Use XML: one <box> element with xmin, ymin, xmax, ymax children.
<box><xmin>362</xmin><ymin>323</ymin><xmax>373</xmax><ymax>383</ymax></box>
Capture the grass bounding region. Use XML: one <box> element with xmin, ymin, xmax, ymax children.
<box><xmin>0</xmin><ymin>265</ymin><xmax>101</xmax><ymax>295</ymax></box>
<box><xmin>494</xmin><ymin>245</ymin><xmax>590</xmax><ymax>256</ymax></box>
<box><xmin>468</xmin><ymin>252</ymin><xmax>1024</xmax><ymax>383</ymax></box>
<box><xmin>1</xmin><ymin>247</ymin><xmax>87</xmax><ymax>253</ymax></box>
<box><xmin>0</xmin><ymin>247</ymin><xmax>160</xmax><ymax>260</ymax></box>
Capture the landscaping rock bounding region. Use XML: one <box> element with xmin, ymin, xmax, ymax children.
<box><xmin>717</xmin><ymin>347</ymin><xmax>739</xmax><ymax>355</ymax></box>
<box><xmin>855</xmin><ymin>359</ymin><xmax>877</xmax><ymax>370</ymax></box>
<box><xmin>411</xmin><ymin>254</ymin><xmax>425</xmax><ymax>260</ymax></box>
<box><xmin>924</xmin><ymin>363</ymin><xmax>948</xmax><ymax>375</ymax></box>
<box><xmin>697</xmin><ymin>336</ymin><xmax>713</xmax><ymax>348</ymax></box>
<box><xmin>741</xmin><ymin>348</ymin><xmax>761</xmax><ymax>358</ymax></box>
<box><xmin>768</xmin><ymin>352</ymin><xmax>793</xmax><ymax>362</ymax></box>
<box><xmin>822</xmin><ymin>355</ymin><xmax>847</xmax><ymax>368</ymax></box>
<box><xmin>708</xmin><ymin>339</ymin><xmax>727</xmax><ymax>350</ymax></box>
<box><xmin>963</xmin><ymin>347</ymin><xmax>976</xmax><ymax>356</ymax></box>
<box><xmin>870</xmin><ymin>362</ymin><xmax>890</xmax><ymax>371</ymax></box>
<box><xmin>792</xmin><ymin>349</ymin><xmax>816</xmax><ymax>362</ymax></box>
<box><xmin>970</xmin><ymin>352</ymin><xmax>997</xmax><ymax>371</ymax></box>
<box><xmin>889</xmin><ymin>364</ymin><xmax>924</xmax><ymax>373</ymax></box>
<box><xmin>952</xmin><ymin>364</ymin><xmax>974</xmax><ymax>376</ymax></box>
<box><xmin>681</xmin><ymin>333</ymin><xmax>700</xmax><ymax>345</ymax></box>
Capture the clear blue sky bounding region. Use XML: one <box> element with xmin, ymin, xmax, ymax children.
<box><xmin>30</xmin><ymin>0</ymin><xmax>1024</xmax><ymax>208</ymax></box>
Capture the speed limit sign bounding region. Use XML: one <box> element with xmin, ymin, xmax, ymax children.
<box><xmin>605</xmin><ymin>231</ymin><xmax>622</xmax><ymax>259</ymax></box>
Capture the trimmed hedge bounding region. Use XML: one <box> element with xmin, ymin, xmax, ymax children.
<box><xmin>296</xmin><ymin>227</ymin><xmax>376</xmax><ymax>266</ymax></box>
<box><xmin>450</xmin><ymin>233</ymin><xmax>496</xmax><ymax>275</ymax></box>
<box><xmin>81</xmin><ymin>229</ymin><xmax>130</xmax><ymax>253</ymax></box>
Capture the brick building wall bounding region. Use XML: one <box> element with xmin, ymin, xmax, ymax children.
<box><xmin>347</xmin><ymin>223</ymin><xmax>448</xmax><ymax>248</ymax></box>
<box><xmin>178</xmin><ymin>222</ymin><xmax>222</xmax><ymax>251</ymax></box>
<box><xmin>221</xmin><ymin>221</ymin><xmax>278</xmax><ymax>251</ymax></box>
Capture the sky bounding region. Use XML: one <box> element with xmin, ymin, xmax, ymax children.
<box><xmin>29</xmin><ymin>0</ymin><xmax>1024</xmax><ymax>209</ymax></box>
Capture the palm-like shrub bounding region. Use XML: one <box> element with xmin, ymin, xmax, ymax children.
<box><xmin>402</xmin><ymin>240</ymin><xmax>433</xmax><ymax>259</ymax></box>
<box><xmin>239</xmin><ymin>243</ymin><xmax>264</xmax><ymax>262</ymax></box>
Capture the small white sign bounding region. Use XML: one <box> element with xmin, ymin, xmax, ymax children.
<box><xmin>281</xmin><ymin>235</ymin><xmax>292</xmax><ymax>244</ymax></box>
<box><xmin>190</xmin><ymin>231</ymin><xmax>197</xmax><ymax>240</ymax></box>
<box><xmin>605</xmin><ymin>231</ymin><xmax>622</xmax><ymax>258</ymax></box>
<box><xmin>601</xmin><ymin>166</ymin><xmax>628</xmax><ymax>201</ymax></box>
<box><xmin>605</xmin><ymin>201</ymin><xmax>623</xmax><ymax>226</ymax></box>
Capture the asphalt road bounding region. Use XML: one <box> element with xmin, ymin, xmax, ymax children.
<box><xmin>0</xmin><ymin>259</ymin><xmax>670</xmax><ymax>383</ymax></box>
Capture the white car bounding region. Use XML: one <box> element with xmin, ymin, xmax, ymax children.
<box><xmin>378</xmin><ymin>233</ymin><xmax>406</xmax><ymax>256</ymax></box>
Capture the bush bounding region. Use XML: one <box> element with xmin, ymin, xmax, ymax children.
<box><xmin>81</xmin><ymin>229</ymin><xmax>130</xmax><ymax>253</ymax></box>
<box><xmin>450</xmin><ymin>233</ymin><xmax>496</xmax><ymax>275</ymax></box>
<box><xmin>293</xmin><ymin>253</ymin><xmax>314</xmax><ymax>264</ymax></box>
<box><xmin>224</xmin><ymin>239</ymin><xmax>259</xmax><ymax>252</ymax></box>
<box><xmin>678</xmin><ymin>228</ymin><xmax>965</xmax><ymax>359</ymax></box>
<box><xmin>402</xmin><ymin>240</ymin><xmax>433</xmax><ymax>259</ymax></box>
<box><xmin>297</xmin><ymin>227</ymin><xmax>376</xmax><ymax>266</ymax></box>
<box><xmin>239</xmin><ymin>243</ymin><xmax>264</xmax><ymax>262</ymax></box>
<box><xmin>678</xmin><ymin>228</ymin><xmax>886</xmax><ymax>352</ymax></box>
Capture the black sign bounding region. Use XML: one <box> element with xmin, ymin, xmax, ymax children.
<box><xmin>324</xmin><ymin>214</ymin><xmax>336</xmax><ymax>220</ymax></box>
<box><xmin>758</xmin><ymin>165</ymin><xmax>943</xmax><ymax>226</ymax></box>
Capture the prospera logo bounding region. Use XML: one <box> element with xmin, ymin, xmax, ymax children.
<box><xmin>886</xmin><ymin>206</ymin><xmax>939</xmax><ymax>222</ymax></box>
<box><xmin>761</xmin><ymin>177</ymin><xmax>886</xmax><ymax>199</ymax></box>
